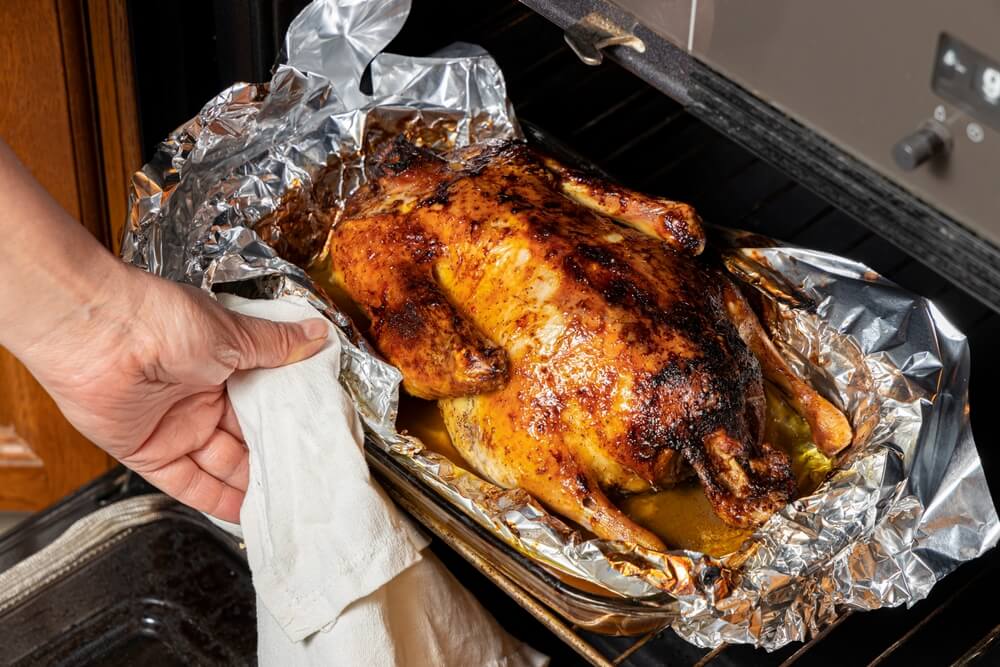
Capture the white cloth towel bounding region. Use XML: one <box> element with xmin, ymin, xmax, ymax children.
<box><xmin>217</xmin><ymin>295</ymin><xmax>547</xmax><ymax>667</ymax></box>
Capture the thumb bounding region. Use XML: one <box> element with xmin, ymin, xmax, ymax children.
<box><xmin>229</xmin><ymin>313</ymin><xmax>329</xmax><ymax>370</ymax></box>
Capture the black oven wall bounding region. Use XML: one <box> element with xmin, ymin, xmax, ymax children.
<box><xmin>127</xmin><ymin>0</ymin><xmax>310</xmax><ymax>162</ymax></box>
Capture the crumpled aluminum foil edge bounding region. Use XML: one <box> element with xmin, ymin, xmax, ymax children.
<box><xmin>119</xmin><ymin>0</ymin><xmax>999</xmax><ymax>650</ymax></box>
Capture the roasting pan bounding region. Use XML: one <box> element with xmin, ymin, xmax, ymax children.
<box><xmin>349</xmin><ymin>122</ymin><xmax>824</xmax><ymax>636</ymax></box>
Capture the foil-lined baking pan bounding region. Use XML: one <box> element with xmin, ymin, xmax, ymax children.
<box><xmin>119</xmin><ymin>0</ymin><xmax>999</xmax><ymax>649</ymax></box>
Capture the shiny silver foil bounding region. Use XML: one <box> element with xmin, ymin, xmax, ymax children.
<box><xmin>121</xmin><ymin>0</ymin><xmax>999</xmax><ymax>650</ymax></box>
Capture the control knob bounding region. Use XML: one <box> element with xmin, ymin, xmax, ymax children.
<box><xmin>892</xmin><ymin>121</ymin><xmax>952</xmax><ymax>170</ymax></box>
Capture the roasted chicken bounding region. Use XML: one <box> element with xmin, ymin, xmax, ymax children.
<box><xmin>329</xmin><ymin>138</ymin><xmax>851</xmax><ymax>550</ymax></box>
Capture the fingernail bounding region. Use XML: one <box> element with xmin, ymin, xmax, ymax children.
<box><xmin>299</xmin><ymin>318</ymin><xmax>329</xmax><ymax>341</ymax></box>
<box><xmin>283</xmin><ymin>320</ymin><xmax>330</xmax><ymax>364</ymax></box>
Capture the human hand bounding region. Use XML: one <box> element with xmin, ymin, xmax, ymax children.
<box><xmin>15</xmin><ymin>264</ymin><xmax>328</xmax><ymax>522</ymax></box>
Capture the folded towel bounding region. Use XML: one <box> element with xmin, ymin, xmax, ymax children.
<box><xmin>218</xmin><ymin>295</ymin><xmax>547</xmax><ymax>666</ymax></box>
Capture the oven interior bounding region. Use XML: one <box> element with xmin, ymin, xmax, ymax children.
<box><xmin>119</xmin><ymin>1</ymin><xmax>1000</xmax><ymax>664</ymax></box>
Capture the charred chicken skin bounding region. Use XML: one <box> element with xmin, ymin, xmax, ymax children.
<box><xmin>329</xmin><ymin>138</ymin><xmax>851</xmax><ymax>550</ymax></box>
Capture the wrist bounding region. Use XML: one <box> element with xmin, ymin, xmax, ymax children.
<box><xmin>2</xmin><ymin>248</ymin><xmax>138</xmax><ymax>365</ymax></box>
<box><xmin>0</xmin><ymin>139</ymin><xmax>143</xmax><ymax>363</ymax></box>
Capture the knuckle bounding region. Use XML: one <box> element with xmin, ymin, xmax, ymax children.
<box><xmin>226</xmin><ymin>315</ymin><xmax>258</xmax><ymax>368</ymax></box>
<box><xmin>273</xmin><ymin>321</ymin><xmax>297</xmax><ymax>355</ymax></box>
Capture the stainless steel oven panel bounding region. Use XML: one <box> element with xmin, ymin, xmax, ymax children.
<box><xmin>612</xmin><ymin>0</ymin><xmax>1000</xmax><ymax>247</ymax></box>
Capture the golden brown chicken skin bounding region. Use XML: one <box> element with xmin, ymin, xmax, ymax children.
<box><xmin>328</xmin><ymin>137</ymin><xmax>849</xmax><ymax>550</ymax></box>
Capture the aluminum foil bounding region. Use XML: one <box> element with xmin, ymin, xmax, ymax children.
<box><xmin>120</xmin><ymin>0</ymin><xmax>999</xmax><ymax>650</ymax></box>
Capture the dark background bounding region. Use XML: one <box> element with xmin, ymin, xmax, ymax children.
<box><xmin>129</xmin><ymin>0</ymin><xmax>309</xmax><ymax>160</ymax></box>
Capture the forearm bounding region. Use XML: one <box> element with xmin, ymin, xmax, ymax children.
<box><xmin>0</xmin><ymin>138</ymin><xmax>130</xmax><ymax>359</ymax></box>
<box><xmin>0</xmin><ymin>139</ymin><xmax>330</xmax><ymax>521</ymax></box>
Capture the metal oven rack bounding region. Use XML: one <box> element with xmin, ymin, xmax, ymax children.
<box><xmin>5</xmin><ymin>466</ymin><xmax>998</xmax><ymax>666</ymax></box>
<box><xmin>381</xmin><ymin>462</ymin><xmax>1000</xmax><ymax>667</ymax></box>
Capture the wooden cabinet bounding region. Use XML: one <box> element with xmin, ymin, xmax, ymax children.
<box><xmin>0</xmin><ymin>0</ymin><xmax>141</xmax><ymax>509</ymax></box>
